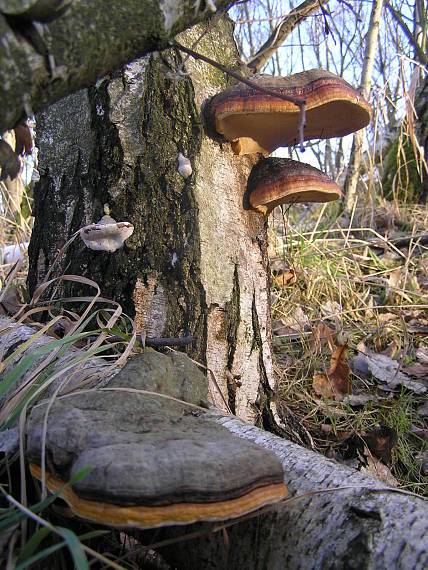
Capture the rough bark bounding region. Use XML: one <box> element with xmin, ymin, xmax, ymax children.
<box><xmin>415</xmin><ymin>71</ymin><xmax>428</xmax><ymax>203</ymax></box>
<box><xmin>0</xmin><ymin>0</ymin><xmax>233</xmax><ymax>132</ymax></box>
<box><xmin>343</xmin><ymin>0</ymin><xmax>383</xmax><ymax>213</ymax></box>
<box><xmin>27</xmin><ymin>19</ymin><xmax>285</xmax><ymax>428</ymax></box>
<box><xmin>155</xmin><ymin>417</ymin><xmax>428</xmax><ymax>570</ymax></box>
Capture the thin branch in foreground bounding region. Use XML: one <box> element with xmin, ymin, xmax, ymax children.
<box><xmin>172</xmin><ymin>42</ymin><xmax>307</xmax><ymax>150</ymax></box>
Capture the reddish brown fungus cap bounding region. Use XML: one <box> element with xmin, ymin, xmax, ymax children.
<box><xmin>248</xmin><ymin>158</ymin><xmax>342</xmax><ymax>215</ymax></box>
<box><xmin>208</xmin><ymin>69</ymin><xmax>371</xmax><ymax>156</ymax></box>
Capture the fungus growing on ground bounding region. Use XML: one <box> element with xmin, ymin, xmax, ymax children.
<box><xmin>248</xmin><ymin>158</ymin><xmax>341</xmax><ymax>215</ymax></box>
<box><xmin>27</xmin><ymin>351</ymin><xmax>288</xmax><ymax>529</ymax></box>
<box><xmin>206</xmin><ymin>69</ymin><xmax>371</xmax><ymax>156</ymax></box>
<box><xmin>80</xmin><ymin>213</ymin><xmax>134</xmax><ymax>252</ymax></box>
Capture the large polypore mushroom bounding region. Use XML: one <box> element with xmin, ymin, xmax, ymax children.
<box><xmin>207</xmin><ymin>69</ymin><xmax>371</xmax><ymax>156</ymax></box>
<box><xmin>248</xmin><ymin>158</ymin><xmax>341</xmax><ymax>215</ymax></box>
<box><xmin>27</xmin><ymin>350</ymin><xmax>287</xmax><ymax>528</ymax></box>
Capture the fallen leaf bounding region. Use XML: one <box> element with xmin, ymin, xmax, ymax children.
<box><xmin>320</xmin><ymin>300</ymin><xmax>341</xmax><ymax>318</ymax></box>
<box><xmin>362</xmin><ymin>424</ymin><xmax>398</xmax><ymax>463</ymax></box>
<box><xmin>402</xmin><ymin>362</ymin><xmax>428</xmax><ymax>378</ymax></box>
<box><xmin>270</xmin><ymin>261</ymin><xmax>296</xmax><ymax>288</ymax></box>
<box><xmin>274</xmin><ymin>306</ymin><xmax>310</xmax><ymax>333</ymax></box>
<box><xmin>416</xmin><ymin>347</ymin><xmax>428</xmax><ymax>363</ymax></box>
<box><xmin>360</xmin><ymin>455</ymin><xmax>399</xmax><ymax>487</ymax></box>
<box><xmin>378</xmin><ymin>312</ymin><xmax>398</xmax><ymax>323</ymax></box>
<box><xmin>309</xmin><ymin>322</ymin><xmax>336</xmax><ymax>356</ymax></box>
<box><xmin>410</xmin><ymin>425</ymin><xmax>428</xmax><ymax>440</ymax></box>
<box><xmin>416</xmin><ymin>403</ymin><xmax>428</xmax><ymax>418</ymax></box>
<box><xmin>386</xmin><ymin>267</ymin><xmax>402</xmax><ymax>303</ymax></box>
<box><xmin>313</xmin><ymin>344</ymin><xmax>351</xmax><ymax>400</ymax></box>
<box><xmin>342</xmin><ymin>394</ymin><xmax>377</xmax><ymax>407</ymax></box>
<box><xmin>361</xmin><ymin>350</ymin><xmax>427</xmax><ymax>395</ymax></box>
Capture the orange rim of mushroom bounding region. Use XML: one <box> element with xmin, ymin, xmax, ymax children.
<box><xmin>208</xmin><ymin>69</ymin><xmax>371</xmax><ymax>156</ymax></box>
<box><xmin>30</xmin><ymin>463</ymin><xmax>288</xmax><ymax>528</ymax></box>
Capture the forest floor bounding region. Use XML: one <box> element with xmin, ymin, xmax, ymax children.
<box><xmin>269</xmin><ymin>198</ymin><xmax>428</xmax><ymax>496</ymax></box>
<box><xmin>0</xmin><ymin>193</ymin><xmax>426</xmax><ymax>501</ymax></box>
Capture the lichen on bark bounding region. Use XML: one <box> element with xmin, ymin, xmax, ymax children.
<box><xmin>29</xmin><ymin>17</ymin><xmax>277</xmax><ymax>425</ymax></box>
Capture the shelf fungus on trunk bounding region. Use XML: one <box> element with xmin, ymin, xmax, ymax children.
<box><xmin>248</xmin><ymin>157</ymin><xmax>341</xmax><ymax>215</ymax></box>
<box><xmin>79</xmin><ymin>214</ymin><xmax>134</xmax><ymax>252</ymax></box>
<box><xmin>205</xmin><ymin>69</ymin><xmax>371</xmax><ymax>156</ymax></box>
<box><xmin>27</xmin><ymin>350</ymin><xmax>287</xmax><ymax>529</ymax></box>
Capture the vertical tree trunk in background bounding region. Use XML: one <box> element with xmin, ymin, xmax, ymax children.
<box><xmin>343</xmin><ymin>0</ymin><xmax>384</xmax><ymax>213</ymax></box>
<box><xmin>27</xmin><ymin>18</ymin><xmax>285</xmax><ymax>428</ymax></box>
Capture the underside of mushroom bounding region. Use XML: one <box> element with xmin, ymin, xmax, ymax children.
<box><xmin>248</xmin><ymin>157</ymin><xmax>342</xmax><ymax>215</ymax></box>
<box><xmin>207</xmin><ymin>69</ymin><xmax>371</xmax><ymax>156</ymax></box>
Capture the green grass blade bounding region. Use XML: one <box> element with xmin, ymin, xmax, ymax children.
<box><xmin>0</xmin><ymin>331</ymin><xmax>99</xmax><ymax>402</ymax></box>
<box><xmin>15</xmin><ymin>539</ymin><xmax>67</xmax><ymax>570</ymax></box>
<box><xmin>17</xmin><ymin>526</ymin><xmax>51</xmax><ymax>562</ymax></box>
<box><xmin>57</xmin><ymin>527</ymin><xmax>89</xmax><ymax>570</ymax></box>
<box><xmin>1</xmin><ymin>343</ymin><xmax>111</xmax><ymax>430</ymax></box>
<box><xmin>0</xmin><ymin>468</ymin><xmax>92</xmax><ymax>531</ymax></box>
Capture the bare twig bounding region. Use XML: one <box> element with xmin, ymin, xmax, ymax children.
<box><xmin>247</xmin><ymin>0</ymin><xmax>329</xmax><ymax>73</ymax></box>
<box><xmin>173</xmin><ymin>42</ymin><xmax>307</xmax><ymax>149</ymax></box>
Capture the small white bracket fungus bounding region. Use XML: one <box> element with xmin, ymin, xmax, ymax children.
<box><xmin>177</xmin><ymin>153</ymin><xmax>192</xmax><ymax>179</ymax></box>
<box><xmin>80</xmin><ymin>215</ymin><xmax>134</xmax><ymax>252</ymax></box>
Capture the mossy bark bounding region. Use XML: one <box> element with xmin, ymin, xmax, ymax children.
<box><xmin>28</xmin><ymin>19</ymin><xmax>280</xmax><ymax>426</ymax></box>
<box><xmin>0</xmin><ymin>0</ymin><xmax>232</xmax><ymax>132</ymax></box>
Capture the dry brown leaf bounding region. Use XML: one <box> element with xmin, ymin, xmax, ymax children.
<box><xmin>313</xmin><ymin>344</ymin><xmax>351</xmax><ymax>400</ymax></box>
<box><xmin>362</xmin><ymin>424</ymin><xmax>398</xmax><ymax>464</ymax></box>
<box><xmin>402</xmin><ymin>362</ymin><xmax>428</xmax><ymax>378</ymax></box>
<box><xmin>272</xmin><ymin>270</ymin><xmax>295</xmax><ymax>288</ymax></box>
<box><xmin>360</xmin><ymin>455</ymin><xmax>399</xmax><ymax>487</ymax></box>
<box><xmin>309</xmin><ymin>322</ymin><xmax>336</xmax><ymax>356</ymax></box>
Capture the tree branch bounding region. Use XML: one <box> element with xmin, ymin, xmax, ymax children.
<box><xmin>247</xmin><ymin>0</ymin><xmax>329</xmax><ymax>73</ymax></box>
<box><xmin>174</xmin><ymin>42</ymin><xmax>307</xmax><ymax>148</ymax></box>
<box><xmin>384</xmin><ymin>0</ymin><xmax>428</xmax><ymax>66</ymax></box>
<box><xmin>0</xmin><ymin>0</ymin><xmax>233</xmax><ymax>132</ymax></box>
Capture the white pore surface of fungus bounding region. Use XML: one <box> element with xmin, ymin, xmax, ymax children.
<box><xmin>80</xmin><ymin>215</ymin><xmax>134</xmax><ymax>252</ymax></box>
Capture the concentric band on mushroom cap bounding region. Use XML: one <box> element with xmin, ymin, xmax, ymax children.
<box><xmin>248</xmin><ymin>158</ymin><xmax>342</xmax><ymax>215</ymax></box>
<box><xmin>26</xmin><ymin>351</ymin><xmax>288</xmax><ymax>529</ymax></box>
<box><xmin>208</xmin><ymin>69</ymin><xmax>371</xmax><ymax>156</ymax></box>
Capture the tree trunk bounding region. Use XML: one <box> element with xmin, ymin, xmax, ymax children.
<box><xmin>27</xmin><ymin>19</ymin><xmax>284</xmax><ymax>427</ymax></box>
<box><xmin>343</xmin><ymin>0</ymin><xmax>383</xmax><ymax>213</ymax></box>
<box><xmin>0</xmin><ymin>0</ymin><xmax>233</xmax><ymax>132</ymax></box>
<box><xmin>154</xmin><ymin>417</ymin><xmax>428</xmax><ymax>570</ymax></box>
<box><xmin>0</xmin><ymin>317</ymin><xmax>427</xmax><ymax>570</ymax></box>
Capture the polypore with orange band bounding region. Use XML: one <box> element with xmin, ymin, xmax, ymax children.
<box><xmin>30</xmin><ymin>463</ymin><xmax>287</xmax><ymax>528</ymax></box>
<box><xmin>207</xmin><ymin>68</ymin><xmax>371</xmax><ymax>156</ymax></box>
<box><xmin>26</xmin><ymin>351</ymin><xmax>288</xmax><ymax>530</ymax></box>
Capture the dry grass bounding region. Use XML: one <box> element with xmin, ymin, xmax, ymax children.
<box><xmin>269</xmin><ymin>199</ymin><xmax>428</xmax><ymax>494</ymax></box>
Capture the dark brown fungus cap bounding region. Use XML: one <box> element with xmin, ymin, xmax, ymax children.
<box><xmin>27</xmin><ymin>352</ymin><xmax>287</xmax><ymax>528</ymax></box>
<box><xmin>208</xmin><ymin>69</ymin><xmax>371</xmax><ymax>156</ymax></box>
<box><xmin>248</xmin><ymin>158</ymin><xmax>342</xmax><ymax>215</ymax></box>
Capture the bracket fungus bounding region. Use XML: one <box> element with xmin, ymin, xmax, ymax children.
<box><xmin>248</xmin><ymin>158</ymin><xmax>341</xmax><ymax>215</ymax></box>
<box><xmin>27</xmin><ymin>350</ymin><xmax>287</xmax><ymax>529</ymax></box>
<box><xmin>177</xmin><ymin>152</ymin><xmax>192</xmax><ymax>178</ymax></box>
<box><xmin>80</xmin><ymin>214</ymin><xmax>134</xmax><ymax>252</ymax></box>
<box><xmin>206</xmin><ymin>69</ymin><xmax>371</xmax><ymax>156</ymax></box>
